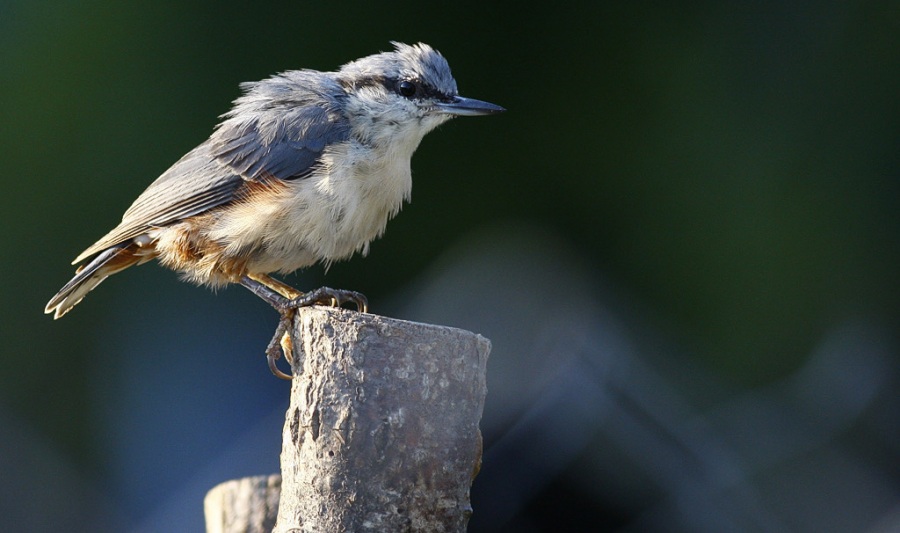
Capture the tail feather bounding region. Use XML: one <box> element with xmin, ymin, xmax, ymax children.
<box><xmin>45</xmin><ymin>246</ymin><xmax>142</xmax><ymax>319</ymax></box>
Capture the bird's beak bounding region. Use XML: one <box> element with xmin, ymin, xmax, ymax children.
<box><xmin>435</xmin><ymin>96</ymin><xmax>506</xmax><ymax>116</ymax></box>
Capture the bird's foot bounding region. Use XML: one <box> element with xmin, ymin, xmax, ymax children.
<box><xmin>281</xmin><ymin>286</ymin><xmax>368</xmax><ymax>314</ymax></box>
<box><xmin>243</xmin><ymin>280</ymin><xmax>368</xmax><ymax>379</ymax></box>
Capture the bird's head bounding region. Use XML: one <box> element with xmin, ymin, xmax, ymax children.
<box><xmin>336</xmin><ymin>42</ymin><xmax>504</xmax><ymax>146</ymax></box>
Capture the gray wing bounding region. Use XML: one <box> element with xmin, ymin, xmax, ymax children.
<box><xmin>209</xmin><ymin>70</ymin><xmax>351</xmax><ymax>181</ymax></box>
<box><xmin>73</xmin><ymin>71</ymin><xmax>351</xmax><ymax>264</ymax></box>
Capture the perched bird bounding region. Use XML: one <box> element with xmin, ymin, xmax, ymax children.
<box><xmin>45</xmin><ymin>42</ymin><xmax>504</xmax><ymax>377</ymax></box>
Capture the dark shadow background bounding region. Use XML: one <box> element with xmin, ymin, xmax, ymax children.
<box><xmin>2</xmin><ymin>1</ymin><xmax>898</xmax><ymax>531</ymax></box>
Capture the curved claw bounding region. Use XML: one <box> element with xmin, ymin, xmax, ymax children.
<box><xmin>265</xmin><ymin>312</ymin><xmax>294</xmax><ymax>380</ymax></box>
<box><xmin>267</xmin><ymin>349</ymin><xmax>293</xmax><ymax>380</ymax></box>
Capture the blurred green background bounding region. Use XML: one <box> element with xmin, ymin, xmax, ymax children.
<box><xmin>1</xmin><ymin>1</ymin><xmax>897</xmax><ymax>531</ymax></box>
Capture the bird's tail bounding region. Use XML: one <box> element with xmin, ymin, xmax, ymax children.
<box><xmin>45</xmin><ymin>245</ymin><xmax>144</xmax><ymax>319</ymax></box>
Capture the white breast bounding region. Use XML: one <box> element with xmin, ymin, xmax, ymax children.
<box><xmin>206</xmin><ymin>136</ymin><xmax>420</xmax><ymax>275</ymax></box>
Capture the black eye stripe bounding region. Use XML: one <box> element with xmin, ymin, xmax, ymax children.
<box><xmin>386</xmin><ymin>77</ymin><xmax>444</xmax><ymax>100</ymax></box>
<box><xmin>406</xmin><ymin>81</ymin><xmax>444</xmax><ymax>100</ymax></box>
<box><xmin>339</xmin><ymin>75</ymin><xmax>447</xmax><ymax>100</ymax></box>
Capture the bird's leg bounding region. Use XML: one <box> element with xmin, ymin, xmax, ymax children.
<box><xmin>240</xmin><ymin>274</ymin><xmax>369</xmax><ymax>379</ymax></box>
<box><xmin>240</xmin><ymin>275</ymin><xmax>298</xmax><ymax>380</ymax></box>
<box><xmin>247</xmin><ymin>273</ymin><xmax>303</xmax><ymax>300</ymax></box>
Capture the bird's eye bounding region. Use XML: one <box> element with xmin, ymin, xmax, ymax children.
<box><xmin>397</xmin><ymin>80</ymin><xmax>417</xmax><ymax>98</ymax></box>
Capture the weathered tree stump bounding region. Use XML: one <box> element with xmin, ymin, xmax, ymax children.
<box><xmin>204</xmin><ymin>307</ymin><xmax>491</xmax><ymax>533</ymax></box>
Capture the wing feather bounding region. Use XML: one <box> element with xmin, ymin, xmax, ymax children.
<box><xmin>73</xmin><ymin>143</ymin><xmax>243</xmax><ymax>264</ymax></box>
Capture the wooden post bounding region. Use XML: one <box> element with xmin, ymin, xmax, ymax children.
<box><xmin>204</xmin><ymin>307</ymin><xmax>491</xmax><ymax>533</ymax></box>
<box><xmin>204</xmin><ymin>475</ymin><xmax>281</xmax><ymax>533</ymax></box>
<box><xmin>275</xmin><ymin>307</ymin><xmax>491</xmax><ymax>532</ymax></box>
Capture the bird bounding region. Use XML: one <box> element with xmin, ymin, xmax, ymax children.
<box><xmin>45</xmin><ymin>42</ymin><xmax>504</xmax><ymax>377</ymax></box>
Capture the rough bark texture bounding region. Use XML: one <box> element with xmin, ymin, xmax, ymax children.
<box><xmin>204</xmin><ymin>474</ymin><xmax>281</xmax><ymax>533</ymax></box>
<box><xmin>274</xmin><ymin>306</ymin><xmax>491</xmax><ymax>533</ymax></box>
